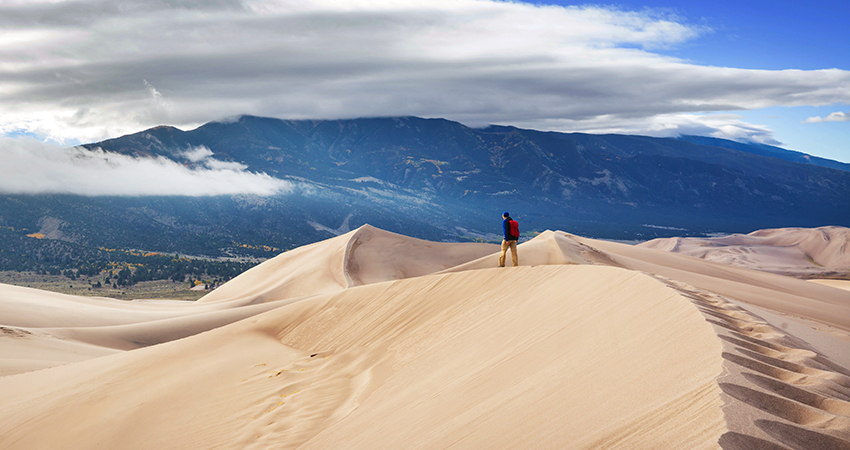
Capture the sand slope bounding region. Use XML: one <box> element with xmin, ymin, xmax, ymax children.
<box><xmin>0</xmin><ymin>283</ymin><xmax>299</xmax><ymax>374</ymax></box>
<box><xmin>0</xmin><ymin>265</ymin><xmax>725</xmax><ymax>450</ymax></box>
<box><xmin>574</xmin><ymin>233</ymin><xmax>850</xmax><ymax>334</ymax></box>
<box><xmin>1</xmin><ymin>225</ymin><xmax>849</xmax><ymax>449</ymax></box>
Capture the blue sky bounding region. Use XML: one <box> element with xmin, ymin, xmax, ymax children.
<box><xmin>1</xmin><ymin>0</ymin><xmax>848</xmax><ymax>167</ymax></box>
<box><xmin>534</xmin><ymin>0</ymin><xmax>848</xmax><ymax>71</ymax></box>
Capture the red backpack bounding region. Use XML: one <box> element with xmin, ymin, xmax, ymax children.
<box><xmin>508</xmin><ymin>219</ymin><xmax>519</xmax><ymax>239</ymax></box>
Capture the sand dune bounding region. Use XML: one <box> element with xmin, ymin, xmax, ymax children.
<box><xmin>664</xmin><ymin>279</ymin><xmax>850</xmax><ymax>449</ymax></box>
<box><xmin>0</xmin><ymin>266</ymin><xmax>726</xmax><ymax>449</ymax></box>
<box><xmin>0</xmin><ymin>325</ymin><xmax>118</xmax><ymax>376</ymax></box>
<box><xmin>574</xmin><ymin>233</ymin><xmax>850</xmax><ymax>335</ymax></box>
<box><xmin>0</xmin><ymin>225</ymin><xmax>495</xmax><ymax>374</ymax></box>
<box><xmin>640</xmin><ymin>226</ymin><xmax>850</xmax><ymax>278</ymax></box>
<box><xmin>0</xmin><ymin>282</ymin><xmax>311</xmax><ymax>374</ymax></box>
<box><xmin>810</xmin><ymin>279</ymin><xmax>850</xmax><ymax>291</ymax></box>
<box><xmin>198</xmin><ymin>225</ymin><xmax>497</xmax><ymax>304</ymax></box>
<box><xmin>1</xmin><ymin>225</ymin><xmax>848</xmax><ymax>449</ymax></box>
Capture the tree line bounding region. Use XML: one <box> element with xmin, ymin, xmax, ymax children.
<box><xmin>0</xmin><ymin>230</ymin><xmax>257</xmax><ymax>287</ymax></box>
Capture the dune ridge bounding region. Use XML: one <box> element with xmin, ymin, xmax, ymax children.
<box><xmin>198</xmin><ymin>225</ymin><xmax>498</xmax><ymax>304</ymax></box>
<box><xmin>1</xmin><ymin>224</ymin><xmax>848</xmax><ymax>449</ymax></box>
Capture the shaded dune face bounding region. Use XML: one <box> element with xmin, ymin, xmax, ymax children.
<box><xmin>0</xmin><ymin>225</ymin><xmax>849</xmax><ymax>449</ymax></box>
<box><xmin>661</xmin><ymin>280</ymin><xmax>850</xmax><ymax>450</ymax></box>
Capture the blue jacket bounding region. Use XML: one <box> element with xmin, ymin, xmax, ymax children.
<box><xmin>503</xmin><ymin>217</ymin><xmax>517</xmax><ymax>241</ymax></box>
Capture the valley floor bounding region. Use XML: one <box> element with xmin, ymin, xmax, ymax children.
<box><xmin>0</xmin><ymin>271</ymin><xmax>207</xmax><ymax>301</ymax></box>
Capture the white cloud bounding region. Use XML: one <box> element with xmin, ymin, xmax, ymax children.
<box><xmin>802</xmin><ymin>111</ymin><xmax>850</xmax><ymax>123</ymax></box>
<box><xmin>0</xmin><ymin>137</ymin><xmax>291</xmax><ymax>196</ymax></box>
<box><xmin>0</xmin><ymin>0</ymin><xmax>847</xmax><ymax>145</ymax></box>
<box><xmin>180</xmin><ymin>146</ymin><xmax>214</xmax><ymax>163</ymax></box>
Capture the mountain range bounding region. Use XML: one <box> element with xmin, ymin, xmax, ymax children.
<box><xmin>2</xmin><ymin>115</ymin><xmax>849</xmax><ymax>259</ymax></box>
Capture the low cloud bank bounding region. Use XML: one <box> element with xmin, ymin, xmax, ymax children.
<box><xmin>0</xmin><ymin>137</ymin><xmax>291</xmax><ymax>196</ymax></box>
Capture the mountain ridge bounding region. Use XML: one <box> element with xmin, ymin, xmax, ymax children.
<box><xmin>676</xmin><ymin>134</ymin><xmax>850</xmax><ymax>172</ymax></box>
<box><xmin>1</xmin><ymin>115</ymin><xmax>846</xmax><ymax>259</ymax></box>
<box><xmin>86</xmin><ymin>115</ymin><xmax>850</xmax><ymax>221</ymax></box>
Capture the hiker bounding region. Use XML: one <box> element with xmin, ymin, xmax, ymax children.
<box><xmin>499</xmin><ymin>212</ymin><xmax>519</xmax><ymax>267</ymax></box>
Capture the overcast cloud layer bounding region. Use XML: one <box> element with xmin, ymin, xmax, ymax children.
<box><xmin>1</xmin><ymin>0</ymin><xmax>849</xmax><ymax>148</ymax></box>
<box><xmin>0</xmin><ymin>137</ymin><xmax>290</xmax><ymax>196</ymax></box>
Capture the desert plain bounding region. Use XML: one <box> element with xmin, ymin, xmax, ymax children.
<box><xmin>1</xmin><ymin>225</ymin><xmax>849</xmax><ymax>449</ymax></box>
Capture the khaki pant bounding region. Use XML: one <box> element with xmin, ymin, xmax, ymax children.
<box><xmin>499</xmin><ymin>239</ymin><xmax>518</xmax><ymax>267</ymax></box>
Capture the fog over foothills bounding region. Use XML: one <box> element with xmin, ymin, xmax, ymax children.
<box><xmin>0</xmin><ymin>137</ymin><xmax>291</xmax><ymax>196</ymax></box>
<box><xmin>0</xmin><ymin>0</ymin><xmax>847</xmax><ymax>195</ymax></box>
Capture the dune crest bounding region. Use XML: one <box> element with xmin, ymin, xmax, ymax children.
<box><xmin>442</xmin><ymin>229</ymin><xmax>616</xmax><ymax>273</ymax></box>
<box><xmin>196</xmin><ymin>229</ymin><xmax>354</xmax><ymax>304</ymax></box>
<box><xmin>342</xmin><ymin>225</ymin><xmax>499</xmax><ymax>286</ymax></box>
<box><xmin>199</xmin><ymin>225</ymin><xmax>497</xmax><ymax>304</ymax></box>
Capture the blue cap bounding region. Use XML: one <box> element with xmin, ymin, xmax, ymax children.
<box><xmin>503</xmin><ymin>211</ymin><xmax>510</xmax><ymax>217</ymax></box>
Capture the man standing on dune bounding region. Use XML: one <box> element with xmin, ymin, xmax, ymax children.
<box><xmin>499</xmin><ymin>212</ymin><xmax>519</xmax><ymax>267</ymax></box>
